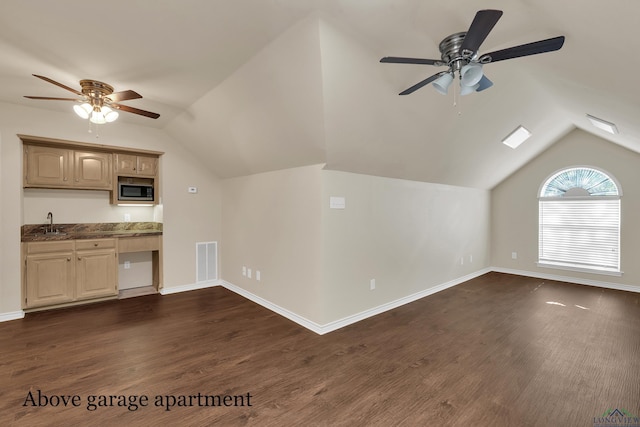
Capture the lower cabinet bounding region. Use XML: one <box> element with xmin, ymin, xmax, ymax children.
<box><xmin>24</xmin><ymin>239</ymin><xmax>118</xmax><ymax>309</ymax></box>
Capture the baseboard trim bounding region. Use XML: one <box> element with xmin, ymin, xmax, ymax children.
<box><xmin>221</xmin><ymin>268</ymin><xmax>492</xmax><ymax>335</ymax></box>
<box><xmin>319</xmin><ymin>268</ymin><xmax>492</xmax><ymax>334</ymax></box>
<box><xmin>138</xmin><ymin>266</ymin><xmax>640</xmax><ymax>334</ymax></box>
<box><xmin>0</xmin><ymin>310</ymin><xmax>25</xmax><ymax>323</ymax></box>
<box><xmin>159</xmin><ymin>280</ymin><xmax>220</xmax><ymax>295</ymax></box>
<box><xmin>219</xmin><ymin>280</ymin><xmax>325</xmax><ymax>334</ymax></box>
<box><xmin>490</xmin><ymin>267</ymin><xmax>640</xmax><ymax>294</ymax></box>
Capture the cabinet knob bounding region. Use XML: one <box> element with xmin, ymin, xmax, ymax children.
<box><xmin>77</xmin><ymin>256</ymin><xmax>81</xmax><ymax>261</ymax></box>
<box><xmin>94</xmin><ymin>243</ymin><xmax>98</xmax><ymax>247</ymax></box>
<box><xmin>67</xmin><ymin>257</ymin><xmax>71</xmax><ymax>261</ymax></box>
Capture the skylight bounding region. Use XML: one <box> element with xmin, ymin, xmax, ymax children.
<box><xmin>586</xmin><ymin>114</ymin><xmax>618</xmax><ymax>134</ymax></box>
<box><xmin>502</xmin><ymin>125</ymin><xmax>531</xmax><ymax>149</ymax></box>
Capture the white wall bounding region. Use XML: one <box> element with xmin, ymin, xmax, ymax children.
<box><xmin>0</xmin><ymin>102</ymin><xmax>222</xmax><ymax>317</ymax></box>
<box><xmin>322</xmin><ymin>170</ymin><xmax>491</xmax><ymax>323</ymax></box>
<box><xmin>221</xmin><ymin>165</ymin><xmax>491</xmax><ymax>327</ymax></box>
<box><xmin>221</xmin><ymin>165</ymin><xmax>325</xmax><ymax>323</ymax></box>
<box><xmin>23</xmin><ymin>189</ymin><xmax>159</xmax><ymax>224</ymax></box>
<box><xmin>492</xmin><ymin>128</ymin><xmax>640</xmax><ymax>291</ymax></box>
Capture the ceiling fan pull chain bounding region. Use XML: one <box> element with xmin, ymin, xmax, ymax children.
<box><xmin>453</xmin><ymin>76</ymin><xmax>463</xmax><ymax>117</ymax></box>
<box><xmin>453</xmin><ymin>76</ymin><xmax>458</xmax><ymax>108</ymax></box>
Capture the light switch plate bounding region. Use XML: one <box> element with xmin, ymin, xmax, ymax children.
<box><xmin>329</xmin><ymin>196</ymin><xmax>346</xmax><ymax>209</ymax></box>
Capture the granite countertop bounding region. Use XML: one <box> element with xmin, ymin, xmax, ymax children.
<box><xmin>21</xmin><ymin>222</ymin><xmax>163</xmax><ymax>242</ymax></box>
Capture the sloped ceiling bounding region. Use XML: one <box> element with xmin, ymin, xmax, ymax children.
<box><xmin>1</xmin><ymin>0</ymin><xmax>639</xmax><ymax>189</ymax></box>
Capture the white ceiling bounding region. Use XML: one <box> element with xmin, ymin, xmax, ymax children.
<box><xmin>2</xmin><ymin>0</ymin><xmax>639</xmax><ymax>189</ymax></box>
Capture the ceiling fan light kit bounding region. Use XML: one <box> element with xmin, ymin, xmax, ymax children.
<box><xmin>24</xmin><ymin>74</ymin><xmax>160</xmax><ymax>124</ymax></box>
<box><xmin>72</xmin><ymin>103</ymin><xmax>119</xmax><ymax>124</ymax></box>
<box><xmin>433</xmin><ymin>72</ymin><xmax>454</xmax><ymax>94</ymax></box>
<box><xmin>381</xmin><ymin>9</ymin><xmax>565</xmax><ymax>96</ymax></box>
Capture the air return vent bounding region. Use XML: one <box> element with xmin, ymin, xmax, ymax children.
<box><xmin>196</xmin><ymin>242</ymin><xmax>218</xmax><ymax>283</ymax></box>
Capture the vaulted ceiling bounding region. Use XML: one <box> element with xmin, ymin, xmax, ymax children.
<box><xmin>1</xmin><ymin>0</ymin><xmax>639</xmax><ymax>189</ymax></box>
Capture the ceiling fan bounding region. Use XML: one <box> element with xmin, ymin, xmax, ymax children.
<box><xmin>380</xmin><ymin>9</ymin><xmax>565</xmax><ymax>96</ymax></box>
<box><xmin>24</xmin><ymin>74</ymin><xmax>160</xmax><ymax>124</ymax></box>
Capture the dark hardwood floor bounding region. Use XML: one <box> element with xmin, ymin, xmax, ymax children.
<box><xmin>1</xmin><ymin>272</ymin><xmax>639</xmax><ymax>426</ymax></box>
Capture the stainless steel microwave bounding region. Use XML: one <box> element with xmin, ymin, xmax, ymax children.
<box><xmin>118</xmin><ymin>182</ymin><xmax>154</xmax><ymax>201</ymax></box>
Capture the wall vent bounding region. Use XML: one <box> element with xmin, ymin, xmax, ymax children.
<box><xmin>196</xmin><ymin>241</ymin><xmax>218</xmax><ymax>283</ymax></box>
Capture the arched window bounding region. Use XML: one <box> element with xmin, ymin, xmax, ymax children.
<box><xmin>538</xmin><ymin>166</ymin><xmax>621</xmax><ymax>275</ymax></box>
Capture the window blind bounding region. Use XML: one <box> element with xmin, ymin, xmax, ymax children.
<box><xmin>538</xmin><ymin>198</ymin><xmax>620</xmax><ymax>271</ymax></box>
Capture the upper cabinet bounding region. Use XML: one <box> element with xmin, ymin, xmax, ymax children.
<box><xmin>20</xmin><ymin>134</ymin><xmax>163</xmax><ymax>204</ymax></box>
<box><xmin>24</xmin><ymin>145</ymin><xmax>72</xmax><ymax>187</ymax></box>
<box><xmin>115</xmin><ymin>153</ymin><xmax>157</xmax><ymax>177</ymax></box>
<box><xmin>25</xmin><ymin>146</ymin><xmax>112</xmax><ymax>190</ymax></box>
<box><xmin>74</xmin><ymin>151</ymin><xmax>112</xmax><ymax>189</ymax></box>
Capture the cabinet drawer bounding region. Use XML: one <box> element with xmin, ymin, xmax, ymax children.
<box><xmin>75</xmin><ymin>239</ymin><xmax>116</xmax><ymax>250</ymax></box>
<box><xmin>27</xmin><ymin>241</ymin><xmax>75</xmax><ymax>254</ymax></box>
<box><xmin>118</xmin><ymin>236</ymin><xmax>160</xmax><ymax>253</ymax></box>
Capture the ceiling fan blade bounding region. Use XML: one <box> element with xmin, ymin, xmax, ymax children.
<box><xmin>459</xmin><ymin>9</ymin><xmax>503</xmax><ymax>56</ymax></box>
<box><xmin>106</xmin><ymin>90</ymin><xmax>142</xmax><ymax>102</ymax></box>
<box><xmin>112</xmin><ymin>103</ymin><xmax>160</xmax><ymax>119</ymax></box>
<box><xmin>399</xmin><ymin>72</ymin><xmax>447</xmax><ymax>95</ymax></box>
<box><xmin>24</xmin><ymin>96</ymin><xmax>80</xmax><ymax>101</ymax></box>
<box><xmin>479</xmin><ymin>36</ymin><xmax>565</xmax><ymax>63</ymax></box>
<box><xmin>32</xmin><ymin>74</ymin><xmax>83</xmax><ymax>96</ymax></box>
<box><xmin>381</xmin><ymin>57</ymin><xmax>444</xmax><ymax>66</ymax></box>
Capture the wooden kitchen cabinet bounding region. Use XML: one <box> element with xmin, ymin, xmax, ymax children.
<box><xmin>75</xmin><ymin>239</ymin><xmax>117</xmax><ymax>300</ymax></box>
<box><xmin>73</xmin><ymin>151</ymin><xmax>112</xmax><ymax>189</ymax></box>
<box><xmin>24</xmin><ymin>241</ymin><xmax>75</xmax><ymax>308</ymax></box>
<box><xmin>115</xmin><ymin>153</ymin><xmax>157</xmax><ymax>177</ymax></box>
<box><xmin>24</xmin><ymin>145</ymin><xmax>112</xmax><ymax>189</ymax></box>
<box><xmin>23</xmin><ymin>239</ymin><xmax>118</xmax><ymax>309</ymax></box>
<box><xmin>24</xmin><ymin>145</ymin><xmax>72</xmax><ymax>187</ymax></box>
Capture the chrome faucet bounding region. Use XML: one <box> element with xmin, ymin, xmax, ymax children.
<box><xmin>46</xmin><ymin>212</ymin><xmax>53</xmax><ymax>233</ymax></box>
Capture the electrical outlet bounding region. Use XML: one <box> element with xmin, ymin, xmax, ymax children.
<box><xmin>242</xmin><ymin>266</ymin><xmax>247</xmax><ymax>276</ymax></box>
<box><xmin>512</xmin><ymin>252</ymin><xmax>518</xmax><ymax>259</ymax></box>
<box><xmin>469</xmin><ymin>254</ymin><xmax>473</xmax><ymax>263</ymax></box>
<box><xmin>247</xmin><ymin>268</ymin><xmax>252</xmax><ymax>279</ymax></box>
<box><xmin>124</xmin><ymin>261</ymin><xmax>131</xmax><ymax>269</ymax></box>
<box><xmin>124</xmin><ymin>213</ymin><xmax>131</xmax><ymax>222</ymax></box>
<box><xmin>460</xmin><ymin>257</ymin><xmax>464</xmax><ymax>265</ymax></box>
<box><xmin>256</xmin><ymin>270</ymin><xmax>261</xmax><ymax>281</ymax></box>
<box><xmin>370</xmin><ymin>279</ymin><xmax>376</xmax><ymax>290</ymax></box>
<box><xmin>188</xmin><ymin>187</ymin><xmax>198</xmax><ymax>194</ymax></box>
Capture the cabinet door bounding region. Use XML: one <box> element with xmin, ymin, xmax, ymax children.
<box><xmin>25</xmin><ymin>146</ymin><xmax>71</xmax><ymax>187</ymax></box>
<box><xmin>76</xmin><ymin>248</ymin><xmax>117</xmax><ymax>300</ymax></box>
<box><xmin>115</xmin><ymin>153</ymin><xmax>157</xmax><ymax>177</ymax></box>
<box><xmin>74</xmin><ymin>151</ymin><xmax>112</xmax><ymax>189</ymax></box>
<box><xmin>136</xmin><ymin>156</ymin><xmax>157</xmax><ymax>177</ymax></box>
<box><xmin>115</xmin><ymin>153</ymin><xmax>137</xmax><ymax>175</ymax></box>
<box><xmin>26</xmin><ymin>252</ymin><xmax>75</xmax><ymax>308</ymax></box>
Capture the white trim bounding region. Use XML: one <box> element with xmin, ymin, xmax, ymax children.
<box><xmin>536</xmin><ymin>262</ymin><xmax>622</xmax><ymax>277</ymax></box>
<box><xmin>222</xmin><ymin>268</ymin><xmax>491</xmax><ymax>335</ymax></box>
<box><xmin>159</xmin><ymin>280</ymin><xmax>220</xmax><ymax>295</ymax></box>
<box><xmin>219</xmin><ymin>280</ymin><xmax>325</xmax><ymax>334</ymax></box>
<box><xmin>318</xmin><ymin>268</ymin><xmax>492</xmax><ymax>334</ymax></box>
<box><xmin>0</xmin><ymin>310</ymin><xmax>25</xmax><ymax>322</ymax></box>
<box><xmin>491</xmin><ymin>266</ymin><xmax>640</xmax><ymax>294</ymax></box>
